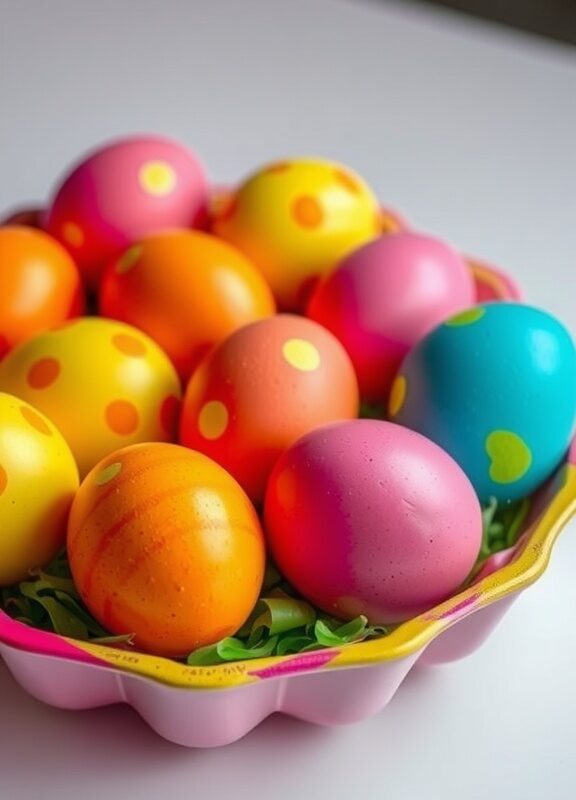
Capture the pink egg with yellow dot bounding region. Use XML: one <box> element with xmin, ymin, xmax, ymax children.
<box><xmin>180</xmin><ymin>315</ymin><xmax>359</xmax><ymax>503</ymax></box>
<box><xmin>212</xmin><ymin>159</ymin><xmax>381</xmax><ymax>311</ymax></box>
<box><xmin>0</xmin><ymin>319</ymin><xmax>181</xmax><ymax>477</ymax></box>
<box><xmin>264</xmin><ymin>419</ymin><xmax>483</xmax><ymax>624</ymax></box>
<box><xmin>0</xmin><ymin>392</ymin><xmax>79</xmax><ymax>585</ymax></box>
<box><xmin>43</xmin><ymin>135</ymin><xmax>208</xmax><ymax>288</ymax></box>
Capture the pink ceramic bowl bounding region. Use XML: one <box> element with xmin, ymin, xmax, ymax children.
<box><xmin>1</xmin><ymin>260</ymin><xmax>574</xmax><ymax>748</ymax></box>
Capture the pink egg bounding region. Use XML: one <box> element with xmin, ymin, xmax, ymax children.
<box><xmin>264</xmin><ymin>419</ymin><xmax>482</xmax><ymax>624</ymax></box>
<box><xmin>307</xmin><ymin>232</ymin><xmax>475</xmax><ymax>402</ymax></box>
<box><xmin>43</xmin><ymin>135</ymin><xmax>208</xmax><ymax>288</ymax></box>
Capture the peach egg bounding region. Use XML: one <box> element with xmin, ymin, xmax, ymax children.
<box><xmin>99</xmin><ymin>229</ymin><xmax>276</xmax><ymax>382</ymax></box>
<box><xmin>180</xmin><ymin>315</ymin><xmax>359</xmax><ymax>504</ymax></box>
<box><xmin>212</xmin><ymin>158</ymin><xmax>380</xmax><ymax>310</ymax></box>
<box><xmin>0</xmin><ymin>319</ymin><xmax>181</xmax><ymax>477</ymax></box>
<box><xmin>67</xmin><ymin>443</ymin><xmax>266</xmax><ymax>657</ymax></box>
<box><xmin>43</xmin><ymin>135</ymin><xmax>208</xmax><ymax>288</ymax></box>
<box><xmin>0</xmin><ymin>392</ymin><xmax>79</xmax><ymax>585</ymax></box>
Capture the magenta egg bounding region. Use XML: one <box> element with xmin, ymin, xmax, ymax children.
<box><xmin>307</xmin><ymin>232</ymin><xmax>475</xmax><ymax>402</ymax></box>
<box><xmin>43</xmin><ymin>135</ymin><xmax>208</xmax><ymax>288</ymax></box>
<box><xmin>264</xmin><ymin>419</ymin><xmax>482</xmax><ymax>624</ymax></box>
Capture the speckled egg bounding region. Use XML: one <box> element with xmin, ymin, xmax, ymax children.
<box><xmin>43</xmin><ymin>135</ymin><xmax>208</xmax><ymax>287</ymax></box>
<box><xmin>0</xmin><ymin>318</ymin><xmax>181</xmax><ymax>477</ymax></box>
<box><xmin>67</xmin><ymin>443</ymin><xmax>265</xmax><ymax>658</ymax></box>
<box><xmin>180</xmin><ymin>315</ymin><xmax>359</xmax><ymax>504</ymax></box>
<box><xmin>212</xmin><ymin>158</ymin><xmax>381</xmax><ymax>310</ymax></box>
<box><xmin>0</xmin><ymin>392</ymin><xmax>79</xmax><ymax>585</ymax></box>
<box><xmin>391</xmin><ymin>302</ymin><xmax>576</xmax><ymax>503</ymax></box>
<box><xmin>264</xmin><ymin>419</ymin><xmax>482</xmax><ymax>624</ymax></box>
<box><xmin>307</xmin><ymin>232</ymin><xmax>475</xmax><ymax>402</ymax></box>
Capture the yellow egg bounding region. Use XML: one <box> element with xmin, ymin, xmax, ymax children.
<box><xmin>213</xmin><ymin>159</ymin><xmax>380</xmax><ymax>310</ymax></box>
<box><xmin>0</xmin><ymin>392</ymin><xmax>79</xmax><ymax>585</ymax></box>
<box><xmin>0</xmin><ymin>319</ymin><xmax>181</xmax><ymax>478</ymax></box>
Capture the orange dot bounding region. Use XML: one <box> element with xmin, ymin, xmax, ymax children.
<box><xmin>20</xmin><ymin>405</ymin><xmax>52</xmax><ymax>436</ymax></box>
<box><xmin>0</xmin><ymin>465</ymin><xmax>7</xmax><ymax>496</ymax></box>
<box><xmin>105</xmin><ymin>400</ymin><xmax>139</xmax><ymax>435</ymax></box>
<box><xmin>160</xmin><ymin>395</ymin><xmax>180</xmax><ymax>437</ymax></box>
<box><xmin>292</xmin><ymin>196</ymin><xmax>324</xmax><ymax>229</ymax></box>
<box><xmin>380</xmin><ymin>211</ymin><xmax>400</xmax><ymax>234</ymax></box>
<box><xmin>27</xmin><ymin>357</ymin><xmax>61</xmax><ymax>389</ymax></box>
<box><xmin>265</xmin><ymin>161</ymin><xmax>291</xmax><ymax>174</ymax></box>
<box><xmin>333</xmin><ymin>167</ymin><xmax>361</xmax><ymax>194</ymax></box>
<box><xmin>112</xmin><ymin>333</ymin><xmax>147</xmax><ymax>357</ymax></box>
<box><xmin>62</xmin><ymin>222</ymin><xmax>85</xmax><ymax>248</ymax></box>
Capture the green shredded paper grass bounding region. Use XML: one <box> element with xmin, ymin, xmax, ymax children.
<box><xmin>0</xmin><ymin>498</ymin><xmax>529</xmax><ymax>666</ymax></box>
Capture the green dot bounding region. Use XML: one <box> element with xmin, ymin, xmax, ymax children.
<box><xmin>445</xmin><ymin>307</ymin><xmax>486</xmax><ymax>327</ymax></box>
<box><xmin>95</xmin><ymin>461</ymin><xmax>123</xmax><ymax>486</ymax></box>
<box><xmin>485</xmin><ymin>431</ymin><xmax>532</xmax><ymax>484</ymax></box>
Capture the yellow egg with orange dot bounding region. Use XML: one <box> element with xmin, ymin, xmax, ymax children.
<box><xmin>0</xmin><ymin>392</ymin><xmax>79</xmax><ymax>585</ymax></box>
<box><xmin>212</xmin><ymin>159</ymin><xmax>380</xmax><ymax>310</ymax></box>
<box><xmin>67</xmin><ymin>443</ymin><xmax>266</xmax><ymax>657</ymax></box>
<box><xmin>0</xmin><ymin>319</ymin><xmax>181</xmax><ymax>478</ymax></box>
<box><xmin>180</xmin><ymin>315</ymin><xmax>359</xmax><ymax>503</ymax></box>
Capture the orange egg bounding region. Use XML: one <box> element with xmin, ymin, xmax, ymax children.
<box><xmin>0</xmin><ymin>226</ymin><xmax>84</xmax><ymax>360</ymax></box>
<box><xmin>180</xmin><ymin>315</ymin><xmax>360</xmax><ymax>504</ymax></box>
<box><xmin>67</xmin><ymin>443</ymin><xmax>266</xmax><ymax>658</ymax></box>
<box><xmin>99</xmin><ymin>229</ymin><xmax>276</xmax><ymax>381</ymax></box>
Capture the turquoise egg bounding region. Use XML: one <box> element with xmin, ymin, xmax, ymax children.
<box><xmin>390</xmin><ymin>303</ymin><xmax>576</xmax><ymax>503</ymax></box>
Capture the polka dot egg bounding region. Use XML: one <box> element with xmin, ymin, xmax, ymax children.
<box><xmin>0</xmin><ymin>319</ymin><xmax>181</xmax><ymax>477</ymax></box>
<box><xmin>43</xmin><ymin>135</ymin><xmax>208</xmax><ymax>288</ymax></box>
<box><xmin>180</xmin><ymin>315</ymin><xmax>359</xmax><ymax>503</ymax></box>
<box><xmin>391</xmin><ymin>302</ymin><xmax>576</xmax><ymax>503</ymax></box>
<box><xmin>0</xmin><ymin>392</ymin><xmax>79</xmax><ymax>585</ymax></box>
<box><xmin>212</xmin><ymin>158</ymin><xmax>380</xmax><ymax>311</ymax></box>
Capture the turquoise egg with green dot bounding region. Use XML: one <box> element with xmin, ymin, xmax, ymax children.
<box><xmin>392</xmin><ymin>302</ymin><xmax>576</xmax><ymax>503</ymax></box>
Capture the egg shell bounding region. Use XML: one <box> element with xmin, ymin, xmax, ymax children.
<box><xmin>307</xmin><ymin>232</ymin><xmax>475</xmax><ymax>402</ymax></box>
<box><xmin>1</xmin><ymin>207</ymin><xmax>43</xmax><ymax>228</ymax></box>
<box><xmin>0</xmin><ymin>226</ymin><xmax>85</xmax><ymax>361</ymax></box>
<box><xmin>0</xmin><ymin>318</ymin><xmax>181</xmax><ymax>477</ymax></box>
<box><xmin>180</xmin><ymin>314</ymin><xmax>359</xmax><ymax>504</ymax></box>
<box><xmin>99</xmin><ymin>230</ymin><xmax>276</xmax><ymax>381</ymax></box>
<box><xmin>264</xmin><ymin>419</ymin><xmax>482</xmax><ymax>624</ymax></box>
<box><xmin>213</xmin><ymin>158</ymin><xmax>381</xmax><ymax>311</ymax></box>
<box><xmin>391</xmin><ymin>302</ymin><xmax>576</xmax><ymax>503</ymax></box>
<box><xmin>67</xmin><ymin>443</ymin><xmax>265</xmax><ymax>658</ymax></box>
<box><xmin>43</xmin><ymin>135</ymin><xmax>208</xmax><ymax>288</ymax></box>
<box><xmin>0</xmin><ymin>392</ymin><xmax>79</xmax><ymax>585</ymax></box>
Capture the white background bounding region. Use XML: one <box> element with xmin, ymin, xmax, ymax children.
<box><xmin>1</xmin><ymin>0</ymin><xmax>576</xmax><ymax>797</ymax></box>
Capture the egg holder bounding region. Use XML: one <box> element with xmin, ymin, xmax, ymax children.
<box><xmin>1</xmin><ymin>259</ymin><xmax>575</xmax><ymax>748</ymax></box>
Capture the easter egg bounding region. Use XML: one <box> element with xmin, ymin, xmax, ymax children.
<box><xmin>212</xmin><ymin>158</ymin><xmax>380</xmax><ymax>310</ymax></box>
<box><xmin>308</xmin><ymin>232</ymin><xmax>475</xmax><ymax>402</ymax></box>
<box><xmin>0</xmin><ymin>226</ymin><xmax>84</xmax><ymax>360</ymax></box>
<box><xmin>265</xmin><ymin>420</ymin><xmax>482</xmax><ymax>624</ymax></box>
<box><xmin>0</xmin><ymin>392</ymin><xmax>79</xmax><ymax>585</ymax></box>
<box><xmin>391</xmin><ymin>303</ymin><xmax>576</xmax><ymax>503</ymax></box>
<box><xmin>180</xmin><ymin>315</ymin><xmax>359</xmax><ymax>503</ymax></box>
<box><xmin>100</xmin><ymin>230</ymin><xmax>276</xmax><ymax>381</ymax></box>
<box><xmin>0</xmin><ymin>319</ymin><xmax>181</xmax><ymax>477</ymax></box>
<box><xmin>67</xmin><ymin>443</ymin><xmax>265</xmax><ymax>657</ymax></box>
<box><xmin>1</xmin><ymin>207</ymin><xmax>43</xmax><ymax>228</ymax></box>
<box><xmin>43</xmin><ymin>135</ymin><xmax>208</xmax><ymax>288</ymax></box>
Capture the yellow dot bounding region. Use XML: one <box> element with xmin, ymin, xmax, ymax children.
<box><xmin>116</xmin><ymin>245</ymin><xmax>143</xmax><ymax>274</ymax></box>
<box><xmin>198</xmin><ymin>401</ymin><xmax>229</xmax><ymax>440</ymax></box>
<box><xmin>388</xmin><ymin>375</ymin><xmax>407</xmax><ymax>417</ymax></box>
<box><xmin>62</xmin><ymin>222</ymin><xmax>84</xmax><ymax>248</ymax></box>
<box><xmin>282</xmin><ymin>339</ymin><xmax>321</xmax><ymax>372</ymax></box>
<box><xmin>95</xmin><ymin>461</ymin><xmax>123</xmax><ymax>486</ymax></box>
<box><xmin>139</xmin><ymin>161</ymin><xmax>177</xmax><ymax>196</ymax></box>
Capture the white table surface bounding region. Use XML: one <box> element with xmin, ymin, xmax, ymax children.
<box><xmin>1</xmin><ymin>0</ymin><xmax>576</xmax><ymax>797</ymax></box>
